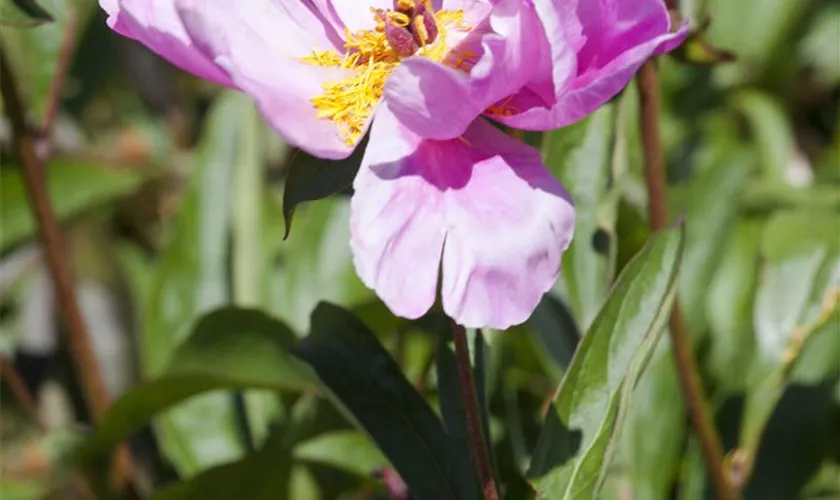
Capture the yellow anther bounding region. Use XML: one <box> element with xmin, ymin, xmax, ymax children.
<box><xmin>413</xmin><ymin>15</ymin><xmax>429</xmax><ymax>46</ymax></box>
<box><xmin>301</xmin><ymin>7</ymin><xmax>471</xmax><ymax>145</ymax></box>
<box><xmin>388</xmin><ymin>12</ymin><xmax>411</xmax><ymax>27</ymax></box>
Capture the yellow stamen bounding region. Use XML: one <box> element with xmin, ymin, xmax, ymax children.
<box><xmin>413</xmin><ymin>15</ymin><xmax>429</xmax><ymax>46</ymax></box>
<box><xmin>301</xmin><ymin>7</ymin><xmax>471</xmax><ymax>145</ymax></box>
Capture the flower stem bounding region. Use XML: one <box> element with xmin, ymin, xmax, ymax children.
<box><xmin>0</xmin><ymin>42</ymin><xmax>133</xmax><ymax>488</ymax></box>
<box><xmin>636</xmin><ymin>60</ymin><xmax>737</xmax><ymax>500</ymax></box>
<box><xmin>450</xmin><ymin>321</ymin><xmax>500</xmax><ymax>500</ymax></box>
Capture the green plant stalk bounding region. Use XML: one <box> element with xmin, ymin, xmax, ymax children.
<box><xmin>636</xmin><ymin>60</ymin><xmax>737</xmax><ymax>500</ymax></box>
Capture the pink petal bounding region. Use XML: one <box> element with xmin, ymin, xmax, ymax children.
<box><xmin>383</xmin><ymin>0</ymin><xmax>542</xmax><ymax>140</ymax></box>
<box><xmin>498</xmin><ymin>0</ymin><xmax>688</xmax><ymax>130</ymax></box>
<box><xmin>351</xmin><ymin>106</ymin><xmax>575</xmax><ymax>329</ymax></box>
<box><xmin>329</xmin><ymin>0</ymin><xmax>392</xmax><ymax>31</ymax></box>
<box><xmin>176</xmin><ymin>0</ymin><xmax>360</xmax><ymax>159</ymax></box>
<box><xmin>100</xmin><ymin>0</ymin><xmax>233</xmax><ymax>86</ymax></box>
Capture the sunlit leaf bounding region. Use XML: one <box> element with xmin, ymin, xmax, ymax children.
<box><xmin>527</xmin><ymin>224</ymin><xmax>684</xmax><ymax>499</ymax></box>
<box><xmin>736</xmin><ymin>210</ymin><xmax>840</xmax><ymax>479</ymax></box>
<box><xmin>621</xmin><ymin>342</ymin><xmax>685</xmax><ymax>500</ymax></box>
<box><xmin>543</xmin><ymin>104</ymin><xmax>617</xmax><ymax>328</ymax></box>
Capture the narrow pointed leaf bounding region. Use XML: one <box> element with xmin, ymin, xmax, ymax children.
<box><xmin>527</xmin><ymin>225</ymin><xmax>684</xmax><ymax>499</ymax></box>
<box><xmin>295</xmin><ymin>303</ymin><xmax>476</xmax><ymax>500</ymax></box>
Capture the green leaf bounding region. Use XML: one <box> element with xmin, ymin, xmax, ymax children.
<box><xmin>528</xmin><ymin>295</ymin><xmax>581</xmax><ymax>382</ymax></box>
<box><xmin>799</xmin><ymin>5</ymin><xmax>840</xmax><ymax>87</ymax></box>
<box><xmin>77</xmin><ymin>307</ymin><xmax>314</xmax><ymax>461</ymax></box>
<box><xmin>676</xmin><ymin>146</ymin><xmax>752</xmax><ymax>336</ymax></box>
<box><xmin>0</xmin><ymin>0</ymin><xmax>53</xmax><ymax>25</ymax></box>
<box><xmin>293</xmin><ymin>431</ymin><xmax>389</xmax><ymax>476</ymax></box>
<box><xmin>1</xmin><ymin>0</ymin><xmax>95</xmax><ymax>117</ymax></box>
<box><xmin>230</xmin><ymin>101</ymin><xmax>283</xmax><ymax>446</ymax></box>
<box><xmin>151</xmin><ymin>431</ymin><xmax>292</xmax><ymax>500</ymax></box>
<box><xmin>269</xmin><ymin>197</ymin><xmax>372</xmax><ymax>333</ymax></box>
<box><xmin>621</xmin><ymin>342</ymin><xmax>686</xmax><ymax>500</ymax></box>
<box><xmin>140</xmin><ymin>92</ymin><xmax>252</xmax><ymax>476</ymax></box>
<box><xmin>0</xmin><ymin>159</ymin><xmax>144</xmax><ymax>251</ymax></box>
<box><xmin>281</xmin><ymin>147</ymin><xmax>362</xmax><ymax>238</ymax></box>
<box><xmin>705</xmin><ymin>220</ymin><xmax>762</xmax><ymax>391</ymax></box>
<box><xmin>527</xmin><ymin>224</ymin><xmax>685</xmax><ymax>499</ymax></box>
<box><xmin>295</xmin><ymin>302</ymin><xmax>471</xmax><ymax>500</ymax></box>
<box><xmin>737</xmin><ymin>210</ymin><xmax>839</xmax><ymax>476</ymax></box>
<box><xmin>734</xmin><ymin>91</ymin><xmax>795</xmax><ymax>181</ymax></box>
<box><xmin>706</xmin><ymin>0</ymin><xmax>811</xmax><ymax>76</ymax></box>
<box><xmin>542</xmin><ymin>104</ymin><xmax>617</xmax><ymax>328</ymax></box>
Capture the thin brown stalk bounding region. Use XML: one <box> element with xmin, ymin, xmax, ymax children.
<box><xmin>450</xmin><ymin>321</ymin><xmax>500</xmax><ymax>500</ymax></box>
<box><xmin>0</xmin><ymin>42</ymin><xmax>133</xmax><ymax>488</ymax></box>
<box><xmin>636</xmin><ymin>60</ymin><xmax>737</xmax><ymax>500</ymax></box>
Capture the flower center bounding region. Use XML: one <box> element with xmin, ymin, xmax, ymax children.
<box><xmin>302</xmin><ymin>0</ymin><xmax>471</xmax><ymax>145</ymax></box>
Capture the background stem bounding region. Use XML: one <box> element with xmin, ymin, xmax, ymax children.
<box><xmin>0</xmin><ymin>41</ymin><xmax>133</xmax><ymax>488</ymax></box>
<box><xmin>636</xmin><ymin>60</ymin><xmax>737</xmax><ymax>500</ymax></box>
<box><xmin>450</xmin><ymin>321</ymin><xmax>500</xmax><ymax>500</ymax></box>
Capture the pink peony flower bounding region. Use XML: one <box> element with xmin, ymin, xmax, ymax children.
<box><xmin>100</xmin><ymin>0</ymin><xmax>686</xmax><ymax>329</ymax></box>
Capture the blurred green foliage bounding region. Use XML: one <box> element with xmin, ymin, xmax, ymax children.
<box><xmin>1</xmin><ymin>0</ymin><xmax>838</xmax><ymax>499</ymax></box>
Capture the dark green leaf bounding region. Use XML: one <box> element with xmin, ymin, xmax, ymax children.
<box><xmin>0</xmin><ymin>159</ymin><xmax>144</xmax><ymax>251</ymax></box>
<box><xmin>527</xmin><ymin>225</ymin><xmax>684</xmax><ymax>499</ymax></box>
<box><xmin>529</xmin><ymin>295</ymin><xmax>581</xmax><ymax>382</ymax></box>
<box><xmin>295</xmin><ymin>303</ymin><xmax>472</xmax><ymax>500</ymax></box>
<box><xmin>434</xmin><ymin>334</ymin><xmax>481</xmax><ymax>500</ymax></box>
<box><xmin>543</xmin><ymin>104</ymin><xmax>617</xmax><ymax>328</ymax></box>
<box><xmin>151</xmin><ymin>431</ymin><xmax>292</xmax><ymax>500</ymax></box>
<box><xmin>1</xmin><ymin>0</ymin><xmax>53</xmax><ymax>24</ymax></box>
<box><xmin>77</xmin><ymin>307</ymin><xmax>314</xmax><ymax>462</ymax></box>
<box><xmin>293</xmin><ymin>431</ymin><xmax>389</xmax><ymax>476</ymax></box>
<box><xmin>282</xmin><ymin>146</ymin><xmax>363</xmax><ymax>238</ymax></box>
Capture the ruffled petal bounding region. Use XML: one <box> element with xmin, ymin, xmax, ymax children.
<box><xmin>498</xmin><ymin>0</ymin><xmax>688</xmax><ymax>130</ymax></box>
<box><xmin>382</xmin><ymin>0</ymin><xmax>542</xmax><ymax>140</ymax></box>
<box><xmin>100</xmin><ymin>0</ymin><xmax>233</xmax><ymax>86</ymax></box>
<box><xmin>351</xmin><ymin>105</ymin><xmax>575</xmax><ymax>329</ymax></box>
<box><xmin>176</xmin><ymin>0</ymin><xmax>360</xmax><ymax>159</ymax></box>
